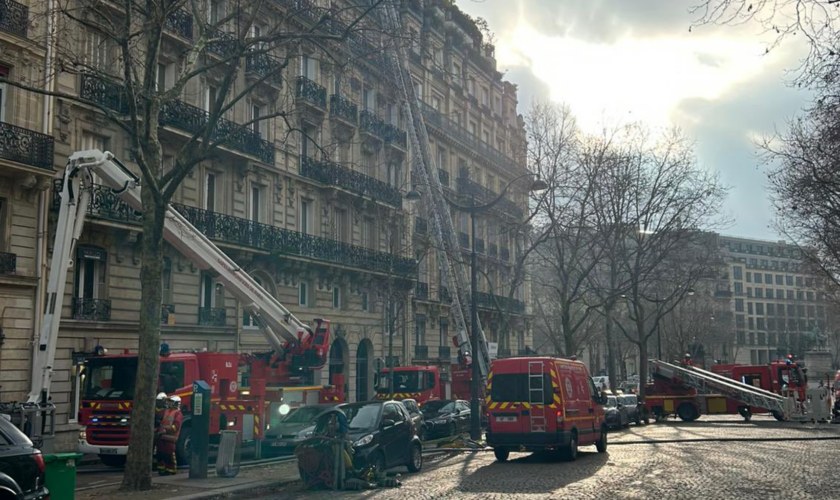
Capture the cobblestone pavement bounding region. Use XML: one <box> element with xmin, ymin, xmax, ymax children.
<box><xmin>244</xmin><ymin>416</ymin><xmax>840</xmax><ymax>500</ymax></box>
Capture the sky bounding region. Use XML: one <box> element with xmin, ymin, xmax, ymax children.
<box><xmin>456</xmin><ymin>0</ymin><xmax>811</xmax><ymax>241</ymax></box>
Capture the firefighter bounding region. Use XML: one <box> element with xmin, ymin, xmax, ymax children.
<box><xmin>155</xmin><ymin>395</ymin><xmax>183</xmax><ymax>475</ymax></box>
<box><xmin>154</xmin><ymin>392</ymin><xmax>168</xmax><ymax>428</ymax></box>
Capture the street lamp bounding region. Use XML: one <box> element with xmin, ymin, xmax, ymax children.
<box><xmin>447</xmin><ymin>173</ymin><xmax>547</xmax><ymax>441</ymax></box>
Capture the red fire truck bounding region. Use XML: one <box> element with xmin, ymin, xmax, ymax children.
<box><xmin>33</xmin><ymin>150</ymin><xmax>343</xmax><ymax>465</ymax></box>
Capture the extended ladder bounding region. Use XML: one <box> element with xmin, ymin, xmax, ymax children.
<box><xmin>380</xmin><ymin>2</ymin><xmax>490</xmax><ymax>383</ymax></box>
<box><xmin>528</xmin><ymin>361</ymin><xmax>547</xmax><ymax>432</ymax></box>
<box><xmin>650</xmin><ymin>359</ymin><xmax>807</xmax><ymax>420</ymax></box>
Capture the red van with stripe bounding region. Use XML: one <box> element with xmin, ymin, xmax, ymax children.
<box><xmin>485</xmin><ymin>357</ymin><xmax>608</xmax><ymax>462</ymax></box>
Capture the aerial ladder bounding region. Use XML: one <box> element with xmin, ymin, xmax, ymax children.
<box><xmin>650</xmin><ymin>359</ymin><xmax>822</xmax><ymax>421</ymax></box>
<box><xmin>13</xmin><ymin>149</ymin><xmax>331</xmax><ymax>448</ymax></box>
<box><xmin>380</xmin><ymin>1</ymin><xmax>491</xmax><ymax>385</ymax></box>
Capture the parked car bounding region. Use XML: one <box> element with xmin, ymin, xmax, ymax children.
<box><xmin>336</xmin><ymin>401</ymin><xmax>423</xmax><ymax>473</ymax></box>
<box><xmin>592</xmin><ymin>376</ymin><xmax>610</xmax><ymax>392</ymax></box>
<box><xmin>401</xmin><ymin>399</ymin><xmax>427</xmax><ymax>441</ymax></box>
<box><xmin>0</xmin><ymin>416</ymin><xmax>48</xmax><ymax>500</ymax></box>
<box><xmin>604</xmin><ymin>395</ymin><xmax>630</xmax><ymax>429</ymax></box>
<box><xmin>620</xmin><ymin>394</ymin><xmax>644</xmax><ymax>425</ymax></box>
<box><xmin>421</xmin><ymin>400</ymin><xmax>470</xmax><ymax>439</ymax></box>
<box><xmin>262</xmin><ymin>404</ymin><xmax>336</xmax><ymax>456</ymax></box>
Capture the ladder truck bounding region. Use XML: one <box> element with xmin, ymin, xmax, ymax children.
<box><xmin>646</xmin><ymin>359</ymin><xmax>831</xmax><ymax>423</ymax></box>
<box><xmin>9</xmin><ymin>149</ymin><xmax>342</xmax><ymax>460</ymax></box>
<box><xmin>372</xmin><ymin>1</ymin><xmax>494</xmax><ymax>406</ymax></box>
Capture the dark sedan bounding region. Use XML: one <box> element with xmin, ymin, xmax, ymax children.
<box><xmin>620</xmin><ymin>394</ymin><xmax>644</xmax><ymax>425</ymax></box>
<box><xmin>338</xmin><ymin>401</ymin><xmax>422</xmax><ymax>473</ymax></box>
<box><xmin>421</xmin><ymin>400</ymin><xmax>470</xmax><ymax>439</ymax></box>
<box><xmin>0</xmin><ymin>416</ymin><xmax>48</xmax><ymax>500</ymax></box>
<box><xmin>604</xmin><ymin>395</ymin><xmax>630</xmax><ymax>429</ymax></box>
<box><xmin>262</xmin><ymin>404</ymin><xmax>335</xmax><ymax>456</ymax></box>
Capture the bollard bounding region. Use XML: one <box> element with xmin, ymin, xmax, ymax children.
<box><xmin>189</xmin><ymin>380</ymin><xmax>211</xmax><ymax>479</ymax></box>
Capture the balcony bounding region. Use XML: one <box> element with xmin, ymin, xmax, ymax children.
<box><xmin>206</xmin><ymin>27</ymin><xmax>237</xmax><ymax>59</ymax></box>
<box><xmin>295</xmin><ymin>76</ymin><xmax>327</xmax><ymax>109</ymax></box>
<box><xmin>419</xmin><ymin>101</ymin><xmax>521</xmax><ymax>173</ymax></box>
<box><xmin>198</xmin><ymin>306</ymin><xmax>226</xmax><ymax>326</ymax></box>
<box><xmin>0</xmin><ymin>252</ymin><xmax>15</xmax><ymax>274</ymax></box>
<box><xmin>500</xmin><ymin>247</ymin><xmax>510</xmax><ymax>262</ymax></box>
<box><xmin>488</xmin><ymin>243</ymin><xmax>498</xmax><ymax>258</ymax></box>
<box><xmin>300</xmin><ymin>156</ymin><xmax>402</xmax><ymax>207</ymax></box>
<box><xmin>52</xmin><ymin>180</ymin><xmax>142</xmax><ymax>224</ymax></box>
<box><xmin>414</xmin><ymin>217</ymin><xmax>428</xmax><ymax>235</ymax></box>
<box><xmin>161</xmin><ymin>304</ymin><xmax>175</xmax><ymax>325</ymax></box>
<box><xmin>438</xmin><ymin>169</ymin><xmax>450</xmax><ymax>188</ymax></box>
<box><xmin>0</xmin><ymin>0</ymin><xmax>28</xmax><ymax>38</ymax></box>
<box><xmin>439</xmin><ymin>286</ymin><xmax>452</xmax><ymax>303</ymax></box>
<box><xmin>456</xmin><ymin>177</ymin><xmax>523</xmax><ymax>220</ymax></box>
<box><xmin>0</xmin><ymin>121</ymin><xmax>55</xmax><ymax>170</ymax></box>
<box><xmin>438</xmin><ymin>346</ymin><xmax>451</xmax><ymax>360</ymax></box>
<box><xmin>245</xmin><ymin>53</ymin><xmax>283</xmax><ymax>85</ymax></box>
<box><xmin>360</xmin><ymin>110</ymin><xmax>386</xmax><ymax>140</ymax></box>
<box><xmin>72</xmin><ymin>298</ymin><xmax>112</xmax><ymax>321</ymax></box>
<box><xmin>79</xmin><ymin>75</ymin><xmax>274</xmax><ymax>164</ymax></box>
<box><xmin>476</xmin><ymin>292</ymin><xmax>525</xmax><ymax>314</ymax></box>
<box><xmin>475</xmin><ymin>238</ymin><xmax>485</xmax><ymax>254</ymax></box>
<box><xmin>160</xmin><ymin>100</ymin><xmax>275</xmax><ymax>164</ymax></box>
<box><xmin>165</xmin><ymin>9</ymin><xmax>193</xmax><ymax>39</ymax></box>
<box><xmin>383</xmin><ymin>123</ymin><xmax>407</xmax><ymax>150</ymax></box>
<box><xmin>329</xmin><ymin>94</ymin><xmax>358</xmax><ymax>125</ymax></box>
<box><xmin>172</xmin><ymin>204</ymin><xmax>417</xmax><ymax>276</ymax></box>
<box><xmin>415</xmin><ymin>282</ymin><xmax>429</xmax><ymax>300</ymax></box>
<box><xmin>414</xmin><ymin>345</ymin><xmax>429</xmax><ymax>361</ymax></box>
<box><xmin>458</xmin><ymin>232</ymin><xmax>469</xmax><ymax>249</ymax></box>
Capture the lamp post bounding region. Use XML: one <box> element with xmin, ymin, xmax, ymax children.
<box><xmin>447</xmin><ymin>173</ymin><xmax>547</xmax><ymax>441</ymax></box>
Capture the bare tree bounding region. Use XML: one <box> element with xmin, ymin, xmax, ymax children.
<box><xmin>6</xmin><ymin>0</ymin><xmax>396</xmax><ymax>489</ymax></box>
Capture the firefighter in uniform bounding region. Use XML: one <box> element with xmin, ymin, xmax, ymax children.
<box><xmin>154</xmin><ymin>392</ymin><xmax>168</xmax><ymax>428</ymax></box>
<box><xmin>156</xmin><ymin>395</ymin><xmax>183</xmax><ymax>475</ymax></box>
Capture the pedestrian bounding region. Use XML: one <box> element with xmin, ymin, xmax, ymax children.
<box><xmin>155</xmin><ymin>395</ymin><xmax>183</xmax><ymax>475</ymax></box>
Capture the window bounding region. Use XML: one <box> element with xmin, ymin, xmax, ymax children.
<box><xmin>469</xmin><ymin>121</ymin><xmax>477</xmax><ymax>136</ymax></box>
<box><xmin>250</xmin><ymin>102</ymin><xmax>267</xmax><ymax>137</ymax></box>
<box><xmin>300</xmin><ymin>199</ymin><xmax>313</xmax><ymax>235</ymax></box>
<box><xmin>757</xmin><ymin>319</ymin><xmax>766</xmax><ymax>331</ymax></box>
<box><xmin>363</xmin><ymin>87</ymin><xmax>375</xmax><ymax>111</ymax></box>
<box><xmin>437</xmin><ymin>147</ymin><xmax>447</xmax><ymax>171</ymax></box>
<box><xmin>797</xmin><ymin>291</ymin><xmax>804</xmax><ymax>301</ymax></box>
<box><xmin>204</xmin><ymin>172</ymin><xmax>217</xmax><ymax>211</ymax></box>
<box><xmin>776</xmin><ymin>275</ymin><xmax>784</xmax><ymax>285</ymax></box>
<box><xmin>764</xmin><ymin>273</ymin><xmax>772</xmax><ymax>283</ymax></box>
<box><xmin>777</xmin><ymin>289</ymin><xmax>784</xmax><ymax>299</ymax></box>
<box><xmin>299</xmin><ymin>282</ymin><xmax>309</xmax><ymax>307</ymax></box>
<box><xmin>300</xmin><ymin>126</ymin><xmax>316</xmax><ymax>159</ymax></box>
<box><xmin>157</xmin><ymin>63</ymin><xmax>167</xmax><ymax>92</ymax></box>
<box><xmin>413</xmin><ymin>81</ymin><xmax>423</xmax><ymax>101</ymax></box>
<box><xmin>362</xmin><ymin>217</ymin><xmax>376</xmax><ymax>250</ymax></box>
<box><xmin>733</xmin><ymin>266</ymin><xmax>743</xmax><ymax>280</ymax></box>
<box><xmin>796</xmin><ymin>276</ymin><xmax>804</xmax><ymax>287</ymax></box>
<box><xmin>333</xmin><ymin>207</ymin><xmax>348</xmax><ymax>243</ymax></box>
<box><xmin>786</xmin><ymin>276</ymin><xmax>793</xmax><ymax>286</ymax></box>
<box><xmin>439</xmin><ymin>318</ymin><xmax>448</xmax><ymax>349</ymax></box>
<box><xmin>481</xmin><ymin>87</ymin><xmax>489</xmax><ymax>106</ymax></box>
<box><xmin>208</xmin><ymin>0</ymin><xmax>222</xmax><ymax>23</ymax></box>
<box><xmin>787</xmin><ymin>290</ymin><xmax>794</xmax><ymax>300</ymax></box>
<box><xmin>483</xmin><ymin>130</ymin><xmax>490</xmax><ymax>144</ymax></box>
<box><xmin>737</xmin><ymin>331</ymin><xmax>745</xmax><ymax>345</ymax></box>
<box><xmin>415</xmin><ymin>315</ymin><xmax>426</xmax><ymax>346</ymax></box>
<box><xmin>754</xmin><ymin>273</ymin><xmax>762</xmax><ymax>284</ymax></box>
<box><xmin>332</xmin><ymin>286</ymin><xmax>341</xmax><ymax>309</ymax></box>
<box><xmin>756</xmin><ymin>303</ymin><xmax>764</xmax><ymax>315</ymax></box>
<box><xmin>431</xmin><ymin>94</ymin><xmax>441</xmax><ymax>111</ymax></box>
<box><xmin>75</xmin><ymin>247</ymin><xmax>107</xmax><ymax>301</ymax></box>
<box><xmin>250</xmin><ymin>185</ymin><xmax>262</xmax><ymax>222</ymax></box>
<box><xmin>734</xmin><ymin>282</ymin><xmax>743</xmax><ymax>294</ymax></box>
<box><xmin>767</xmin><ymin>303</ymin><xmax>775</xmax><ymax>315</ymax></box>
<box><xmin>746</xmin><ymin>272</ymin><xmax>752</xmax><ymax>283</ymax></box>
<box><xmin>300</xmin><ymin>55</ymin><xmax>317</xmax><ymax>79</ymax></box>
<box><xmin>361</xmin><ymin>292</ymin><xmax>369</xmax><ymax>312</ymax></box>
<box><xmin>204</xmin><ymin>84</ymin><xmax>218</xmax><ymax>112</ymax></box>
<box><xmin>748</xmin><ymin>302</ymin><xmax>753</xmax><ymax>314</ymax></box>
<box><xmin>86</xmin><ymin>29</ymin><xmax>112</xmax><ymax>70</ymax></box>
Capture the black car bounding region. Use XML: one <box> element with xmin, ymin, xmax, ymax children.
<box><xmin>620</xmin><ymin>395</ymin><xmax>644</xmax><ymax>425</ymax></box>
<box><xmin>401</xmin><ymin>399</ymin><xmax>427</xmax><ymax>441</ymax></box>
<box><xmin>421</xmin><ymin>400</ymin><xmax>470</xmax><ymax>439</ymax></box>
<box><xmin>337</xmin><ymin>401</ymin><xmax>422</xmax><ymax>473</ymax></box>
<box><xmin>604</xmin><ymin>395</ymin><xmax>630</xmax><ymax>429</ymax></box>
<box><xmin>262</xmin><ymin>404</ymin><xmax>335</xmax><ymax>456</ymax></box>
<box><xmin>0</xmin><ymin>417</ymin><xmax>48</xmax><ymax>500</ymax></box>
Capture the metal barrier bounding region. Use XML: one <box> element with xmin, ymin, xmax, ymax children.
<box><xmin>215</xmin><ymin>430</ymin><xmax>241</xmax><ymax>477</ymax></box>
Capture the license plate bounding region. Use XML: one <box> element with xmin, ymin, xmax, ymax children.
<box><xmin>496</xmin><ymin>416</ymin><xmax>517</xmax><ymax>422</ymax></box>
<box><xmin>99</xmin><ymin>448</ymin><xmax>118</xmax><ymax>454</ymax></box>
<box><xmin>272</xmin><ymin>441</ymin><xmax>288</xmax><ymax>447</ymax></box>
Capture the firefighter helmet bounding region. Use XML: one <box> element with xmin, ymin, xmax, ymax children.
<box><xmin>156</xmin><ymin>392</ymin><xmax>167</xmax><ymax>400</ymax></box>
<box><xmin>168</xmin><ymin>395</ymin><xmax>181</xmax><ymax>408</ymax></box>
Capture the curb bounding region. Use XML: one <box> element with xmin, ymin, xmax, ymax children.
<box><xmin>609</xmin><ymin>435</ymin><xmax>840</xmax><ymax>445</ymax></box>
<box><xmin>164</xmin><ymin>477</ymin><xmax>299</xmax><ymax>500</ymax></box>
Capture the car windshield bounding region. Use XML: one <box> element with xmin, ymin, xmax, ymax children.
<box><xmin>341</xmin><ymin>403</ymin><xmax>382</xmax><ymax>431</ymax></box>
<box><xmin>83</xmin><ymin>358</ymin><xmax>138</xmax><ymax>400</ymax></box>
<box><xmin>422</xmin><ymin>401</ymin><xmax>455</xmax><ymax>414</ymax></box>
<box><xmin>606</xmin><ymin>396</ymin><xmax>618</xmax><ymax>407</ymax></box>
<box><xmin>622</xmin><ymin>397</ymin><xmax>636</xmax><ymax>405</ymax></box>
<box><xmin>377</xmin><ymin>371</ymin><xmax>424</xmax><ymax>392</ymax></box>
<box><xmin>280</xmin><ymin>406</ymin><xmax>323</xmax><ymax>424</ymax></box>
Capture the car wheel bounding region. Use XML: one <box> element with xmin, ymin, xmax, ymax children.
<box><xmin>99</xmin><ymin>455</ymin><xmax>127</xmax><ymax>467</ymax></box>
<box><xmin>494</xmin><ymin>448</ymin><xmax>509</xmax><ymax>462</ymax></box>
<box><xmin>595</xmin><ymin>427</ymin><xmax>607</xmax><ymax>453</ymax></box>
<box><xmin>407</xmin><ymin>443</ymin><xmax>422</xmax><ymax>473</ymax></box>
<box><xmin>561</xmin><ymin>433</ymin><xmax>578</xmax><ymax>461</ymax></box>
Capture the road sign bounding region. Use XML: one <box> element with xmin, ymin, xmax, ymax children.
<box><xmin>488</xmin><ymin>342</ymin><xmax>498</xmax><ymax>359</ymax></box>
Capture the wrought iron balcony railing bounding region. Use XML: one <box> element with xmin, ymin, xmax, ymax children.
<box><xmin>383</xmin><ymin>123</ymin><xmax>407</xmax><ymax>149</ymax></box>
<box><xmin>172</xmin><ymin>204</ymin><xmax>417</xmax><ymax>276</ymax></box>
<box><xmin>295</xmin><ymin>76</ymin><xmax>327</xmax><ymax>108</ymax></box>
<box><xmin>488</xmin><ymin>243</ymin><xmax>498</xmax><ymax>258</ymax></box>
<box><xmin>206</xmin><ymin>26</ymin><xmax>238</xmax><ymax>58</ymax></box>
<box><xmin>419</xmin><ymin>100</ymin><xmax>521</xmax><ymax>173</ymax></box>
<box><xmin>165</xmin><ymin>9</ymin><xmax>193</xmax><ymax>39</ymax></box>
<box><xmin>72</xmin><ymin>298</ymin><xmax>112</xmax><ymax>321</ymax></box>
<box><xmin>438</xmin><ymin>346</ymin><xmax>451</xmax><ymax>360</ymax></box>
<box><xmin>476</xmin><ymin>292</ymin><xmax>525</xmax><ymax>314</ymax></box>
<box><xmin>245</xmin><ymin>52</ymin><xmax>283</xmax><ymax>84</ymax></box>
<box><xmin>161</xmin><ymin>304</ymin><xmax>175</xmax><ymax>324</ymax></box>
<box><xmin>414</xmin><ymin>345</ymin><xmax>429</xmax><ymax>360</ymax></box>
<box><xmin>160</xmin><ymin>100</ymin><xmax>275</xmax><ymax>164</ymax></box>
<box><xmin>414</xmin><ymin>217</ymin><xmax>428</xmax><ymax>235</ymax></box>
<box><xmin>438</xmin><ymin>169</ymin><xmax>450</xmax><ymax>187</ymax></box>
<box><xmin>456</xmin><ymin>177</ymin><xmax>523</xmax><ymax>219</ymax></box>
<box><xmin>359</xmin><ymin>110</ymin><xmax>386</xmax><ymax>139</ymax></box>
<box><xmin>52</xmin><ymin>179</ymin><xmax>142</xmax><ymax>223</ymax></box>
<box><xmin>0</xmin><ymin>121</ymin><xmax>55</xmax><ymax>170</ymax></box>
<box><xmin>79</xmin><ymin>75</ymin><xmax>274</xmax><ymax>164</ymax></box>
<box><xmin>475</xmin><ymin>238</ymin><xmax>485</xmax><ymax>254</ymax></box>
<box><xmin>0</xmin><ymin>0</ymin><xmax>28</xmax><ymax>38</ymax></box>
<box><xmin>500</xmin><ymin>247</ymin><xmax>510</xmax><ymax>262</ymax></box>
<box><xmin>329</xmin><ymin>94</ymin><xmax>358</xmax><ymax>124</ymax></box>
<box><xmin>0</xmin><ymin>251</ymin><xmax>15</xmax><ymax>274</ymax></box>
<box><xmin>300</xmin><ymin>156</ymin><xmax>402</xmax><ymax>207</ymax></box>
<box><xmin>415</xmin><ymin>282</ymin><xmax>429</xmax><ymax>300</ymax></box>
<box><xmin>458</xmin><ymin>232</ymin><xmax>469</xmax><ymax>249</ymax></box>
<box><xmin>198</xmin><ymin>306</ymin><xmax>226</xmax><ymax>326</ymax></box>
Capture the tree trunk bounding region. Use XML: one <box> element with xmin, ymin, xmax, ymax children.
<box><xmin>638</xmin><ymin>337</ymin><xmax>649</xmax><ymax>401</ymax></box>
<box><xmin>604</xmin><ymin>301</ymin><xmax>618</xmax><ymax>390</ymax></box>
<box><xmin>121</xmin><ymin>177</ymin><xmax>165</xmax><ymax>490</ymax></box>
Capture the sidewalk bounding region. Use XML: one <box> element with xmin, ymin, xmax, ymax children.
<box><xmin>76</xmin><ymin>460</ymin><xmax>300</xmax><ymax>500</ymax></box>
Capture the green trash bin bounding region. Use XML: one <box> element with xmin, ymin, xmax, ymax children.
<box><xmin>43</xmin><ymin>453</ymin><xmax>83</xmax><ymax>500</ymax></box>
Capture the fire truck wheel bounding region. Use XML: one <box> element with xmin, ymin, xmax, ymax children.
<box><xmin>677</xmin><ymin>403</ymin><xmax>699</xmax><ymax>422</ymax></box>
<box><xmin>595</xmin><ymin>427</ymin><xmax>607</xmax><ymax>453</ymax></box>
<box><xmin>176</xmin><ymin>425</ymin><xmax>192</xmax><ymax>465</ymax></box>
<box><xmin>561</xmin><ymin>433</ymin><xmax>578</xmax><ymax>461</ymax></box>
<box><xmin>407</xmin><ymin>443</ymin><xmax>422</xmax><ymax>472</ymax></box>
<box><xmin>99</xmin><ymin>455</ymin><xmax>126</xmax><ymax>467</ymax></box>
<box><xmin>493</xmin><ymin>448</ymin><xmax>509</xmax><ymax>462</ymax></box>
